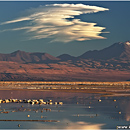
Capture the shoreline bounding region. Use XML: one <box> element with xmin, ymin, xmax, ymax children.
<box><xmin>0</xmin><ymin>81</ymin><xmax>130</xmax><ymax>96</ymax></box>
<box><xmin>0</xmin><ymin>88</ymin><xmax>130</xmax><ymax>97</ymax></box>
<box><xmin>1</xmin><ymin>81</ymin><xmax>130</xmax><ymax>84</ymax></box>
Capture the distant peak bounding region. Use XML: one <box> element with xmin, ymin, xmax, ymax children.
<box><xmin>12</xmin><ymin>50</ymin><xmax>24</xmax><ymax>53</ymax></box>
<box><xmin>14</xmin><ymin>50</ymin><xmax>21</xmax><ymax>52</ymax></box>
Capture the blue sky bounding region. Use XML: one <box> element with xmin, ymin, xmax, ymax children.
<box><xmin>0</xmin><ymin>1</ymin><xmax>130</xmax><ymax>56</ymax></box>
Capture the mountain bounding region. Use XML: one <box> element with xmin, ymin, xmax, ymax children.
<box><xmin>57</xmin><ymin>54</ymin><xmax>76</xmax><ymax>61</ymax></box>
<box><xmin>0</xmin><ymin>41</ymin><xmax>130</xmax><ymax>81</ymax></box>
<box><xmin>79</xmin><ymin>41</ymin><xmax>130</xmax><ymax>61</ymax></box>
<box><xmin>1</xmin><ymin>41</ymin><xmax>130</xmax><ymax>63</ymax></box>
<box><xmin>0</xmin><ymin>50</ymin><xmax>60</xmax><ymax>63</ymax></box>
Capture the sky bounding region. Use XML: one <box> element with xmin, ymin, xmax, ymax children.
<box><xmin>0</xmin><ymin>1</ymin><xmax>130</xmax><ymax>56</ymax></box>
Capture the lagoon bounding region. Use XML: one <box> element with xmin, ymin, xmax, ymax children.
<box><xmin>0</xmin><ymin>90</ymin><xmax>129</xmax><ymax>129</ymax></box>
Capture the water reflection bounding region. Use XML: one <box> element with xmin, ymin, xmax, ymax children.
<box><xmin>0</xmin><ymin>90</ymin><xmax>129</xmax><ymax>129</ymax></box>
<box><xmin>28</xmin><ymin>120</ymin><xmax>105</xmax><ymax>129</ymax></box>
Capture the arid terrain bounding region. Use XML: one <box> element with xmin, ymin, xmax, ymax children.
<box><xmin>0</xmin><ymin>61</ymin><xmax>130</xmax><ymax>81</ymax></box>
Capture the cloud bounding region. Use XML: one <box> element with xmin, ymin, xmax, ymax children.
<box><xmin>0</xmin><ymin>4</ymin><xmax>109</xmax><ymax>42</ymax></box>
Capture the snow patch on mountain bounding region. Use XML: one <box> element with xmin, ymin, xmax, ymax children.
<box><xmin>126</xmin><ymin>41</ymin><xmax>130</xmax><ymax>45</ymax></box>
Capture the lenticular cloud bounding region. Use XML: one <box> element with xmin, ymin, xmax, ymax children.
<box><xmin>1</xmin><ymin>4</ymin><xmax>109</xmax><ymax>42</ymax></box>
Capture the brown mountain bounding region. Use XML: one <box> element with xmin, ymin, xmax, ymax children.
<box><xmin>0</xmin><ymin>50</ymin><xmax>60</xmax><ymax>63</ymax></box>
<box><xmin>0</xmin><ymin>41</ymin><xmax>130</xmax><ymax>81</ymax></box>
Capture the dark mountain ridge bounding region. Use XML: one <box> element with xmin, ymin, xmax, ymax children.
<box><xmin>57</xmin><ymin>54</ymin><xmax>76</xmax><ymax>61</ymax></box>
<box><xmin>79</xmin><ymin>41</ymin><xmax>130</xmax><ymax>61</ymax></box>
<box><xmin>0</xmin><ymin>41</ymin><xmax>130</xmax><ymax>63</ymax></box>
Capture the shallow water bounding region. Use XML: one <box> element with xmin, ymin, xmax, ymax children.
<box><xmin>0</xmin><ymin>90</ymin><xmax>130</xmax><ymax>129</ymax></box>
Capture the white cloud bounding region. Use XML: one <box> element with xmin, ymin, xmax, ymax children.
<box><xmin>0</xmin><ymin>4</ymin><xmax>109</xmax><ymax>42</ymax></box>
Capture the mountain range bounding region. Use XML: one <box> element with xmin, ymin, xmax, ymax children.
<box><xmin>0</xmin><ymin>50</ymin><xmax>60</xmax><ymax>63</ymax></box>
<box><xmin>0</xmin><ymin>41</ymin><xmax>130</xmax><ymax>81</ymax></box>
